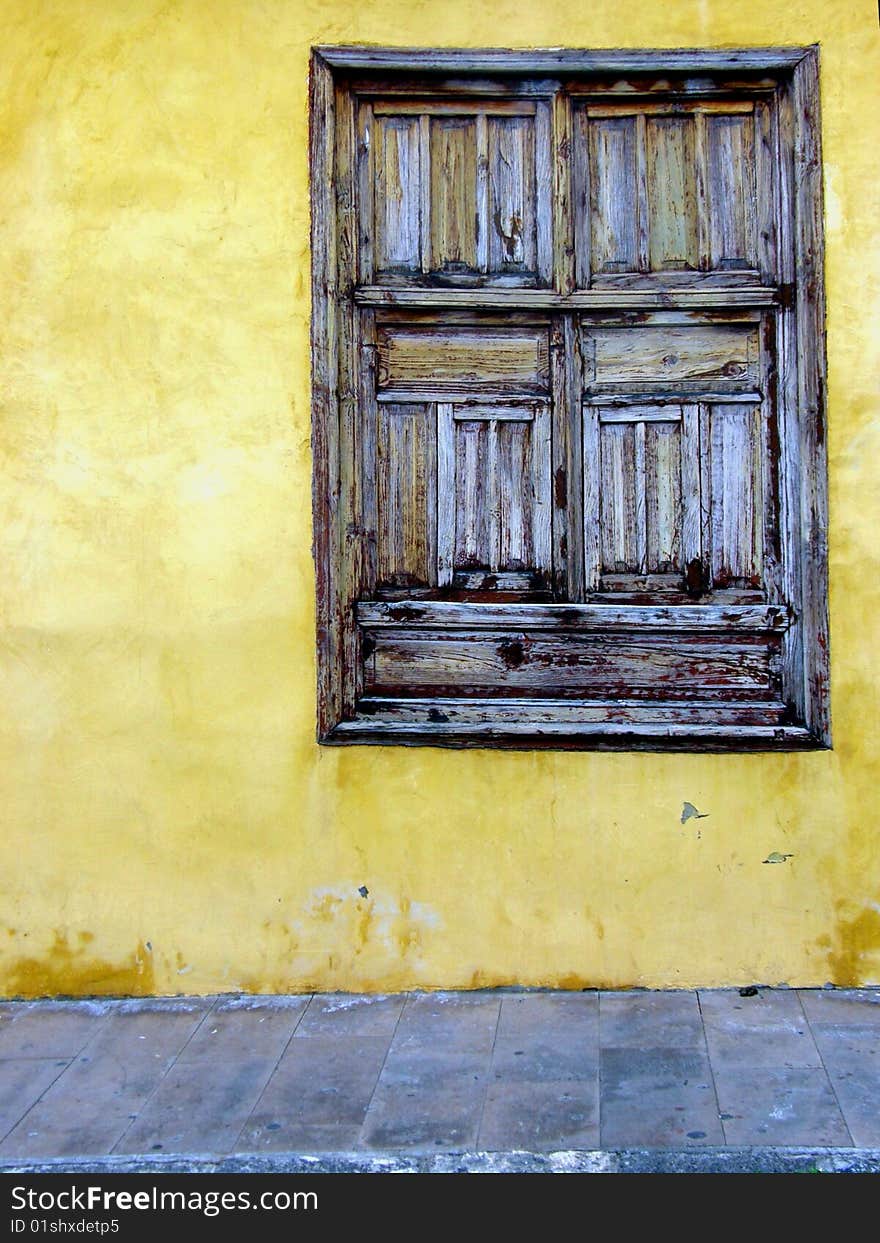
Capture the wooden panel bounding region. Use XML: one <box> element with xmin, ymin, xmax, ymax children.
<box><xmin>364</xmin><ymin>627</ymin><xmax>781</xmax><ymax>701</ymax></box>
<box><xmin>597</xmin><ymin>407</ymin><xmax>687</xmax><ymax>578</ymax></box>
<box><xmin>585</xmin><ymin>323</ymin><xmax>759</xmax><ymax>388</ymax></box>
<box><xmin>707</xmin><ymin>113</ymin><xmax>757</xmax><ymax>269</ymax></box>
<box><xmin>376</xmin><ymin>403</ymin><xmax>436</xmax><ymax>587</ymax></box>
<box><xmin>452</xmin><ymin>417</ymin><xmax>493</xmax><ymax>570</ymax></box>
<box><xmin>707</xmin><ymin>403</ymin><xmax>763</xmax><ymax>587</ymax></box>
<box><xmin>599</xmin><ymin>421</ymin><xmax>641</xmax><ymax>573</ymax></box>
<box><xmin>377</xmin><ymin>327</ymin><xmax>550</xmax><ymax>394</ymax></box>
<box><xmin>645</xmin><ymin>420</ymin><xmax>682</xmax><ymax>572</ymax></box>
<box><xmin>488</xmin><ymin>115</ymin><xmax>536</xmax><ymax>273</ymax></box>
<box><xmin>645</xmin><ymin>116</ymin><xmax>698</xmax><ymax>271</ymax></box>
<box><xmin>374</xmin><ymin>115</ymin><xmax>422</xmax><ymax>273</ymax></box>
<box><xmin>588</xmin><ymin>117</ymin><xmax>638</xmax><ymax>275</ymax></box>
<box><xmin>429</xmin><ymin>117</ymin><xmax>478</xmax><ymax>272</ymax></box>
<box><xmin>438</xmin><ymin>404</ymin><xmax>551</xmax><ymax>581</ymax></box>
<box><xmin>496</xmin><ymin>419</ymin><xmax>535</xmax><ymax>569</ymax></box>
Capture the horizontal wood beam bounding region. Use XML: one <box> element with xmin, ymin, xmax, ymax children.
<box><xmin>315</xmin><ymin>46</ymin><xmax>810</xmax><ymax>74</ymax></box>
<box><xmin>328</xmin><ymin>717</ymin><xmax>816</xmax><ymax>750</ymax></box>
<box><xmin>357</xmin><ymin>600</ymin><xmax>790</xmax><ymax>631</ymax></box>
<box><xmin>356</xmin><ymin>287</ymin><xmax>779</xmax><ymax>310</ymax></box>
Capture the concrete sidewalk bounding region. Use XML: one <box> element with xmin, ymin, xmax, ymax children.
<box><xmin>0</xmin><ymin>988</ymin><xmax>878</xmax><ymax>1173</ymax></box>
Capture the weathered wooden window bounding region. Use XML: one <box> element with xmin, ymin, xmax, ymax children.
<box><xmin>310</xmin><ymin>47</ymin><xmax>829</xmax><ymax>749</ymax></box>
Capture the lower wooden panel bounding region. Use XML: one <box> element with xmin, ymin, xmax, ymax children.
<box><xmin>361</xmin><ymin>626</ymin><xmax>781</xmax><ymax>700</ymax></box>
<box><xmin>329</xmin><ymin>704</ymin><xmax>812</xmax><ymax>751</ymax></box>
<box><xmin>343</xmin><ymin>599</ymin><xmax>812</xmax><ymax>749</ymax></box>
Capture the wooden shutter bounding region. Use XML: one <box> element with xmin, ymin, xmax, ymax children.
<box><xmin>311</xmin><ymin>48</ymin><xmax>829</xmax><ymax>749</ymax></box>
<box><xmin>359</xmin><ymin>98</ymin><xmax>553</xmax><ymax>286</ymax></box>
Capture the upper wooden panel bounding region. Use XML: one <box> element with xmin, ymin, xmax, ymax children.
<box><xmin>376</xmin><ymin>324</ymin><xmax>550</xmax><ymax>397</ymax></box>
<box><xmin>360</xmin><ymin>99</ymin><xmax>552</xmax><ymax>287</ymax></box>
<box><xmin>582</xmin><ymin>321</ymin><xmax>760</xmax><ymax>397</ymax></box>
<box><xmin>573</xmin><ymin>101</ymin><xmax>776</xmax><ymax>288</ymax></box>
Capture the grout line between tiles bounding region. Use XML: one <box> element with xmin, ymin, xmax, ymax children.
<box><xmin>109</xmin><ymin>997</ymin><xmax>220</xmax><ymax>1155</ymax></box>
<box><xmin>0</xmin><ymin>1006</ymin><xmax>115</xmax><ymax>1152</ymax></box>
<box><xmin>696</xmin><ymin>989</ymin><xmax>726</xmax><ymax>1144</ymax></box>
<box><xmin>474</xmin><ymin>994</ymin><xmax>504</xmax><ymax>1149</ymax></box>
<box><xmin>597</xmin><ymin>991</ymin><xmax>606</xmax><ymax>1146</ymax></box>
<box><xmin>0</xmin><ymin>1059</ymin><xmax>75</xmax><ymax>1147</ymax></box>
<box><xmin>355</xmin><ymin>994</ymin><xmax>408</xmax><ymax>1149</ymax></box>
<box><xmin>797</xmin><ymin>989</ymin><xmax>856</xmax><ymax>1148</ymax></box>
<box><xmin>229</xmin><ymin>995</ymin><xmax>316</xmax><ymax>1154</ymax></box>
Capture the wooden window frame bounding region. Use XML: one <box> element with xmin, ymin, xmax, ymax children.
<box><xmin>309</xmin><ymin>45</ymin><xmax>829</xmax><ymax>750</ymax></box>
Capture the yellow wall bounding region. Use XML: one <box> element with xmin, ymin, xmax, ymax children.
<box><xmin>1</xmin><ymin>0</ymin><xmax>878</xmax><ymax>997</ymax></box>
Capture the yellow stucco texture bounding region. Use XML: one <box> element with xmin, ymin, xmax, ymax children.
<box><xmin>1</xmin><ymin>0</ymin><xmax>878</xmax><ymax>996</ymax></box>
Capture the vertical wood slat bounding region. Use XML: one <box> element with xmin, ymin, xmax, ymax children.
<box><xmin>487</xmin><ymin>115</ymin><xmax>534</xmax><ymax>272</ymax></box>
<box><xmin>565</xmin><ymin>317</ymin><xmax>585</xmax><ymax>600</ymax></box>
<box><xmin>475</xmin><ymin>112</ymin><xmax>489</xmax><ymax>274</ymax></box>
<box><xmin>419</xmin><ymin>114</ymin><xmax>431</xmax><ymax>273</ymax></box>
<box><xmin>553</xmin><ymin>89</ymin><xmax>575</xmax><ymax>294</ymax></box>
<box><xmin>357</xmin><ymin>101</ymin><xmax>375</xmax><ymax>283</ymax></box>
<box><xmin>775</xmin><ymin>75</ymin><xmax>805</xmax><ymax>723</ymax></box>
<box><xmin>635</xmin><ymin>112</ymin><xmax>649</xmax><ymax>273</ymax></box>
<box><xmin>359</xmin><ymin>312</ymin><xmax>378</xmax><ymax>589</ymax></box>
<box><xmin>531</xmin><ymin>402</ymin><xmax>552</xmax><ymax>575</ymax></box>
<box><xmin>698</xmin><ymin>403</ymin><xmax>712</xmax><ymax>592</ymax></box>
<box><xmin>309</xmin><ymin>53</ymin><xmax>341</xmax><ymax>736</ymax></box>
<box><xmin>551</xmin><ymin>318</ymin><xmax>569</xmax><ymax>597</ymax></box>
<box><xmin>429</xmin><ymin>117</ymin><xmax>478</xmax><ymax>271</ymax></box>
<box><xmin>694</xmin><ymin>110</ymin><xmax>710</xmax><ymax>272</ymax></box>
<box><xmin>334</xmin><ymin>81</ymin><xmax>361</xmax><ymax>715</ymax></box>
<box><xmin>436</xmin><ymin>403</ymin><xmax>455</xmax><ymax>585</ymax></box>
<box><xmin>487</xmin><ymin>418</ymin><xmax>500</xmax><ymax>570</ymax></box>
<box><xmin>759</xmin><ymin>314</ymin><xmax>784</xmax><ymax>606</ymax></box>
<box><xmin>582</xmin><ymin>401</ymin><xmax>601</xmax><ymax>590</ymax></box>
<box><xmin>551</xmin><ymin>317</ymin><xmax>583</xmax><ymax>600</ymax></box>
<box><xmin>373</xmin><ymin>114</ymin><xmax>422</xmax><ymax>274</ymax></box>
<box><xmin>707</xmin><ymin>112</ymin><xmax>757</xmax><ymax>269</ymax></box>
<box><xmin>646</xmin><ymin>115</ymin><xmax>698</xmax><ymax>271</ymax></box>
<box><xmin>754</xmin><ymin>100</ymin><xmax>778</xmax><ymax>282</ymax></box>
<box><xmin>571</xmin><ymin>105</ymin><xmax>590</xmax><ymax>288</ymax></box>
<box><xmin>496</xmin><ymin>419</ymin><xmax>523</xmax><ymax>568</ymax></box>
<box><xmin>792</xmin><ymin>47</ymin><xmax>830</xmax><ymax>742</ymax></box>
<box><xmin>589</xmin><ymin>117</ymin><xmax>639</xmax><ymax>275</ymax></box>
<box><xmin>535</xmin><ymin>101</ymin><xmax>553</xmax><ymax>286</ymax></box>
<box><xmin>634</xmin><ymin>419</ymin><xmax>647</xmax><ymax>573</ymax></box>
<box><xmin>680</xmin><ymin>404</ymin><xmax>701</xmax><ymax>576</ymax></box>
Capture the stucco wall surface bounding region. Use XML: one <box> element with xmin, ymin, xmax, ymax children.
<box><xmin>1</xmin><ymin>0</ymin><xmax>878</xmax><ymax>996</ymax></box>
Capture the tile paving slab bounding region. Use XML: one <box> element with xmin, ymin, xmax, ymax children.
<box><xmin>600</xmin><ymin>990</ymin><xmax>704</xmax><ymax>1048</ymax></box>
<box><xmin>699</xmin><ymin>988</ymin><xmax>821</xmax><ymax>1068</ymax></box>
<box><xmin>0</xmin><ymin>1007</ymin><xmax>210</xmax><ymax>1159</ymax></box>
<box><xmin>600</xmin><ymin>1047</ymin><xmax>723</xmax><ymax>1147</ymax></box>
<box><xmin>807</xmin><ymin>1022</ymin><xmax>880</xmax><ymax>1146</ymax></box>
<box><xmin>0</xmin><ymin>989</ymin><xmax>877</xmax><ymax>1164</ymax></box>
<box><xmin>713</xmin><ymin>1066</ymin><xmax>852</xmax><ymax>1146</ymax></box>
